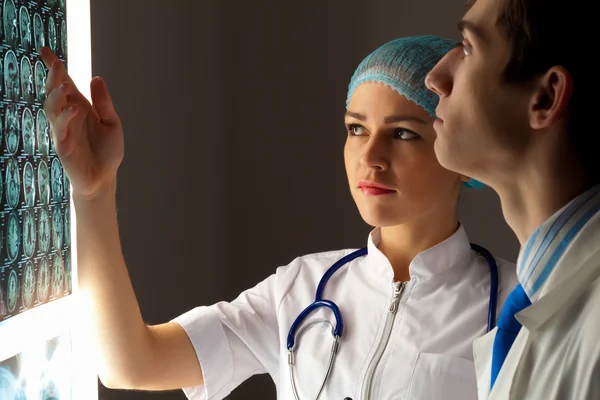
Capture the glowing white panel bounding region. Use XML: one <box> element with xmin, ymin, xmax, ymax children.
<box><xmin>0</xmin><ymin>0</ymin><xmax>96</xmax><ymax>398</ymax></box>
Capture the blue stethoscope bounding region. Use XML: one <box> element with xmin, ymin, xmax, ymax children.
<box><xmin>286</xmin><ymin>243</ymin><xmax>499</xmax><ymax>400</ymax></box>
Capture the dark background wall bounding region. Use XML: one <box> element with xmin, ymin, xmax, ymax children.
<box><xmin>89</xmin><ymin>1</ymin><xmax>520</xmax><ymax>399</ymax></box>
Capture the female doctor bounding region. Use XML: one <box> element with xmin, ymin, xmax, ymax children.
<box><xmin>41</xmin><ymin>35</ymin><xmax>517</xmax><ymax>400</ymax></box>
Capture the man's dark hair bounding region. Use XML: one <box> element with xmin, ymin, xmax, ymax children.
<box><xmin>493</xmin><ymin>0</ymin><xmax>597</xmax><ymax>181</ymax></box>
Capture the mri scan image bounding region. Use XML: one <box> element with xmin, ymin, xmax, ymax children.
<box><xmin>0</xmin><ymin>371</ymin><xmax>24</xmax><ymax>399</ymax></box>
<box><xmin>52</xmin><ymin>205</ymin><xmax>63</xmax><ymax>250</ymax></box>
<box><xmin>37</xmin><ymin>109</ymin><xmax>50</xmax><ymax>155</ymax></box>
<box><xmin>51</xmin><ymin>158</ymin><xmax>63</xmax><ymax>203</ymax></box>
<box><xmin>42</xmin><ymin>382</ymin><xmax>60</xmax><ymax>400</ymax></box>
<box><xmin>34</xmin><ymin>13</ymin><xmax>44</xmax><ymax>51</ymax></box>
<box><xmin>22</xmin><ymin>107</ymin><xmax>35</xmax><ymax>155</ymax></box>
<box><xmin>0</xmin><ymin>279</ymin><xmax>5</xmax><ymax>318</ymax></box>
<box><xmin>60</xmin><ymin>18</ymin><xmax>66</xmax><ymax>55</ymax></box>
<box><xmin>51</xmin><ymin>253</ymin><xmax>64</xmax><ymax>297</ymax></box>
<box><xmin>48</xmin><ymin>16</ymin><xmax>56</xmax><ymax>52</ymax></box>
<box><xmin>23</xmin><ymin>161</ymin><xmax>36</xmax><ymax>207</ymax></box>
<box><xmin>35</xmin><ymin>60</ymin><xmax>46</xmax><ymax>103</ymax></box>
<box><xmin>23</xmin><ymin>208</ymin><xmax>36</xmax><ymax>258</ymax></box>
<box><xmin>0</xmin><ymin>0</ymin><xmax>72</xmax><ymax>323</ymax></box>
<box><xmin>6</xmin><ymin>211</ymin><xmax>20</xmax><ymax>263</ymax></box>
<box><xmin>38</xmin><ymin>159</ymin><xmax>50</xmax><ymax>205</ymax></box>
<box><xmin>37</xmin><ymin>256</ymin><xmax>49</xmax><ymax>303</ymax></box>
<box><xmin>6</xmin><ymin>157</ymin><xmax>21</xmax><ymax>209</ymax></box>
<box><xmin>63</xmin><ymin>207</ymin><xmax>70</xmax><ymax>246</ymax></box>
<box><xmin>21</xmin><ymin>56</ymin><xmax>34</xmax><ymax>103</ymax></box>
<box><xmin>19</xmin><ymin>6</ymin><xmax>31</xmax><ymax>51</ymax></box>
<box><xmin>4</xmin><ymin>50</ymin><xmax>20</xmax><ymax>101</ymax></box>
<box><xmin>63</xmin><ymin>170</ymin><xmax>70</xmax><ymax>201</ymax></box>
<box><xmin>49</xmin><ymin>128</ymin><xmax>55</xmax><ymax>154</ymax></box>
<box><xmin>64</xmin><ymin>250</ymin><xmax>71</xmax><ymax>292</ymax></box>
<box><xmin>38</xmin><ymin>206</ymin><xmax>51</xmax><ymax>254</ymax></box>
<box><xmin>6</xmin><ymin>268</ymin><xmax>18</xmax><ymax>313</ymax></box>
<box><xmin>22</xmin><ymin>260</ymin><xmax>35</xmax><ymax>308</ymax></box>
<box><xmin>5</xmin><ymin>104</ymin><xmax>20</xmax><ymax>155</ymax></box>
<box><xmin>0</xmin><ymin>333</ymin><xmax>75</xmax><ymax>399</ymax></box>
<box><xmin>3</xmin><ymin>0</ymin><xmax>18</xmax><ymax>47</ymax></box>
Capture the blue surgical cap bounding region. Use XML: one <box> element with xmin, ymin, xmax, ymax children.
<box><xmin>346</xmin><ymin>35</ymin><xmax>485</xmax><ymax>190</ymax></box>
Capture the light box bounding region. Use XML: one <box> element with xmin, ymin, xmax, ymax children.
<box><xmin>0</xmin><ymin>0</ymin><xmax>95</xmax><ymax>398</ymax></box>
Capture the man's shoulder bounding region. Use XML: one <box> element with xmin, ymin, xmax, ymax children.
<box><xmin>540</xmin><ymin>274</ymin><xmax>600</xmax><ymax>352</ymax></box>
<box><xmin>570</xmin><ymin>275</ymin><xmax>600</xmax><ymax>335</ymax></box>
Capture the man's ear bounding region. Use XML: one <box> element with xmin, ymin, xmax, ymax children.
<box><xmin>529</xmin><ymin>66</ymin><xmax>573</xmax><ymax>130</ymax></box>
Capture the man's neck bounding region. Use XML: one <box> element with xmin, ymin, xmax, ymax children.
<box><xmin>495</xmin><ymin>157</ymin><xmax>594</xmax><ymax>246</ymax></box>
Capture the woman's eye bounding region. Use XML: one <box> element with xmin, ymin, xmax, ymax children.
<box><xmin>396</xmin><ymin>129</ymin><xmax>419</xmax><ymax>140</ymax></box>
<box><xmin>347</xmin><ymin>124</ymin><xmax>367</xmax><ymax>136</ymax></box>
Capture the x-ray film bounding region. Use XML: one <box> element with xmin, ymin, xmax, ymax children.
<box><xmin>0</xmin><ymin>333</ymin><xmax>73</xmax><ymax>399</ymax></box>
<box><xmin>0</xmin><ymin>0</ymin><xmax>70</xmax><ymax>323</ymax></box>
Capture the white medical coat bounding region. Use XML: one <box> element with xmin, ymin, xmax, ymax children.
<box><xmin>175</xmin><ymin>225</ymin><xmax>517</xmax><ymax>400</ymax></box>
<box><xmin>473</xmin><ymin>211</ymin><xmax>600</xmax><ymax>400</ymax></box>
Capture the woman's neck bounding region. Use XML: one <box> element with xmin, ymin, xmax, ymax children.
<box><xmin>378</xmin><ymin>211</ymin><xmax>460</xmax><ymax>282</ymax></box>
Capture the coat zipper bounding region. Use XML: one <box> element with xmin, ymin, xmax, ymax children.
<box><xmin>360</xmin><ymin>280</ymin><xmax>407</xmax><ymax>400</ymax></box>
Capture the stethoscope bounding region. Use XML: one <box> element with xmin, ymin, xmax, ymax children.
<box><xmin>286</xmin><ymin>243</ymin><xmax>499</xmax><ymax>400</ymax></box>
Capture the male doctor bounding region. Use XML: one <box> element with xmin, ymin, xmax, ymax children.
<box><xmin>425</xmin><ymin>0</ymin><xmax>600</xmax><ymax>398</ymax></box>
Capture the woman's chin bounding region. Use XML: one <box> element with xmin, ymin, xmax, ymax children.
<box><xmin>359</xmin><ymin>209</ymin><xmax>407</xmax><ymax>228</ymax></box>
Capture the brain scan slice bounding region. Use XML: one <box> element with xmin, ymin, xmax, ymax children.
<box><xmin>19</xmin><ymin>6</ymin><xmax>32</xmax><ymax>51</ymax></box>
<box><xmin>6</xmin><ymin>268</ymin><xmax>18</xmax><ymax>313</ymax></box>
<box><xmin>35</xmin><ymin>60</ymin><xmax>47</xmax><ymax>103</ymax></box>
<box><xmin>6</xmin><ymin>211</ymin><xmax>21</xmax><ymax>263</ymax></box>
<box><xmin>22</xmin><ymin>260</ymin><xmax>35</xmax><ymax>308</ymax></box>
<box><xmin>51</xmin><ymin>253</ymin><xmax>64</xmax><ymax>297</ymax></box>
<box><xmin>20</xmin><ymin>56</ymin><xmax>34</xmax><ymax>103</ymax></box>
<box><xmin>3</xmin><ymin>0</ymin><xmax>18</xmax><ymax>48</ymax></box>
<box><xmin>6</xmin><ymin>157</ymin><xmax>21</xmax><ymax>209</ymax></box>
<box><xmin>52</xmin><ymin>205</ymin><xmax>63</xmax><ymax>250</ymax></box>
<box><xmin>37</xmin><ymin>256</ymin><xmax>50</xmax><ymax>303</ymax></box>
<box><xmin>23</xmin><ymin>208</ymin><xmax>37</xmax><ymax>258</ymax></box>
<box><xmin>5</xmin><ymin>103</ymin><xmax>20</xmax><ymax>155</ymax></box>
<box><xmin>4</xmin><ymin>50</ymin><xmax>20</xmax><ymax>101</ymax></box>
<box><xmin>38</xmin><ymin>206</ymin><xmax>51</xmax><ymax>254</ymax></box>
<box><xmin>37</xmin><ymin>109</ymin><xmax>50</xmax><ymax>156</ymax></box>
<box><xmin>51</xmin><ymin>158</ymin><xmax>63</xmax><ymax>203</ymax></box>
<box><xmin>22</xmin><ymin>107</ymin><xmax>35</xmax><ymax>155</ymax></box>
<box><xmin>34</xmin><ymin>13</ymin><xmax>45</xmax><ymax>52</ymax></box>
<box><xmin>38</xmin><ymin>159</ymin><xmax>50</xmax><ymax>205</ymax></box>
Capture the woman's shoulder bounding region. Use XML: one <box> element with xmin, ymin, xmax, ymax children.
<box><xmin>493</xmin><ymin>256</ymin><xmax>518</xmax><ymax>282</ymax></box>
<box><xmin>467</xmin><ymin>249</ymin><xmax>518</xmax><ymax>290</ymax></box>
<box><xmin>296</xmin><ymin>247</ymin><xmax>360</xmax><ymax>263</ymax></box>
<box><xmin>276</xmin><ymin>247</ymin><xmax>361</xmax><ymax>277</ymax></box>
<box><xmin>267</xmin><ymin>248</ymin><xmax>362</xmax><ymax>305</ymax></box>
<box><xmin>271</xmin><ymin>248</ymin><xmax>361</xmax><ymax>287</ymax></box>
<box><xmin>491</xmin><ymin>255</ymin><xmax>520</xmax><ymax>308</ymax></box>
<box><xmin>468</xmin><ymin>247</ymin><xmax>516</xmax><ymax>273</ymax></box>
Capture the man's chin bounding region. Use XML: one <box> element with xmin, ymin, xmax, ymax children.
<box><xmin>433</xmin><ymin>139</ymin><xmax>464</xmax><ymax>173</ymax></box>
